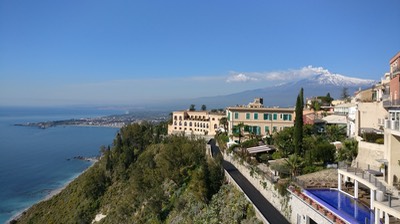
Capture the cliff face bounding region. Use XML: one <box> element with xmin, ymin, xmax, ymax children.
<box><xmin>15</xmin><ymin>122</ymin><xmax>260</xmax><ymax>224</ymax></box>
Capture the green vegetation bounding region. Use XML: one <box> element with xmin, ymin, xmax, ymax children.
<box><xmin>362</xmin><ymin>132</ymin><xmax>384</xmax><ymax>144</ymax></box>
<box><xmin>16</xmin><ymin>122</ymin><xmax>260</xmax><ymax>224</ymax></box>
<box><xmin>341</xmin><ymin>87</ymin><xmax>350</xmax><ymax>102</ymax></box>
<box><xmin>294</xmin><ymin>88</ymin><xmax>304</xmax><ymax>155</ymax></box>
<box><xmin>337</xmin><ymin>139</ymin><xmax>358</xmax><ymax>164</ymax></box>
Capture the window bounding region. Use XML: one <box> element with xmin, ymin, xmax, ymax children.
<box><xmin>282</xmin><ymin>114</ymin><xmax>292</xmax><ymax>121</ymax></box>
<box><xmin>254</xmin><ymin>113</ymin><xmax>258</xmax><ymax>120</ymax></box>
<box><xmin>273</xmin><ymin>126</ymin><xmax>277</xmax><ymax>132</ymax></box>
<box><xmin>234</xmin><ymin>112</ymin><xmax>239</xmax><ymax>119</ymax></box>
<box><xmin>228</xmin><ymin>112</ymin><xmax>231</xmax><ymax>120</ymax></box>
<box><xmin>273</xmin><ymin>113</ymin><xmax>278</xmax><ymax>120</ymax></box>
<box><xmin>265</xmin><ymin>126</ymin><xmax>270</xmax><ymax>133</ymax></box>
<box><xmin>254</xmin><ymin>126</ymin><xmax>261</xmax><ymax>135</ymax></box>
<box><xmin>264</xmin><ymin>113</ymin><xmax>271</xmax><ymax>120</ymax></box>
<box><xmin>246</xmin><ymin>113</ymin><xmax>250</xmax><ymax>120</ymax></box>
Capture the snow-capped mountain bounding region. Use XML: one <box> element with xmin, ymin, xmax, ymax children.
<box><xmin>149</xmin><ymin>73</ymin><xmax>377</xmax><ymax>110</ymax></box>
<box><xmin>297</xmin><ymin>73</ymin><xmax>376</xmax><ymax>87</ymax></box>
<box><xmin>187</xmin><ymin>73</ymin><xmax>377</xmax><ymax>108</ymax></box>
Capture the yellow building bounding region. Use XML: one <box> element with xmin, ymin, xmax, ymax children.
<box><xmin>168</xmin><ymin>110</ymin><xmax>224</xmax><ymax>136</ymax></box>
<box><xmin>226</xmin><ymin>98</ymin><xmax>295</xmax><ymax>138</ymax></box>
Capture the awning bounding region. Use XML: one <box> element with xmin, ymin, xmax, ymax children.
<box><xmin>246</xmin><ymin>145</ymin><xmax>275</xmax><ymax>154</ymax></box>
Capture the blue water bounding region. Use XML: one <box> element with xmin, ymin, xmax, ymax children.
<box><xmin>0</xmin><ymin>107</ymin><xmax>120</xmax><ymax>223</ymax></box>
<box><xmin>306</xmin><ymin>189</ymin><xmax>375</xmax><ymax>224</ymax></box>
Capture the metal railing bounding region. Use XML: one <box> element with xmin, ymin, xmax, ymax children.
<box><xmin>383</xmin><ymin>99</ymin><xmax>400</xmax><ymax>107</ymax></box>
<box><xmin>344</xmin><ymin>166</ymin><xmax>387</xmax><ymax>193</ymax></box>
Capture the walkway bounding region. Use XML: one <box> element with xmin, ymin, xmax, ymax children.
<box><xmin>208</xmin><ymin>139</ymin><xmax>289</xmax><ymax>224</ymax></box>
<box><xmin>223</xmin><ymin>161</ymin><xmax>290</xmax><ymax>224</ymax></box>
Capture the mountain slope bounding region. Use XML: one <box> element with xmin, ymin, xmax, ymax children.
<box><xmin>188</xmin><ymin>73</ymin><xmax>376</xmax><ymax>108</ymax></box>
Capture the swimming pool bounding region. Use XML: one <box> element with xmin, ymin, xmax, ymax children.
<box><xmin>305</xmin><ymin>189</ymin><xmax>375</xmax><ymax>224</ymax></box>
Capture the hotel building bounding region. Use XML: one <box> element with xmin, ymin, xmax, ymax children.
<box><xmin>167</xmin><ymin>110</ymin><xmax>225</xmax><ymax>136</ymax></box>
<box><xmin>226</xmin><ymin>98</ymin><xmax>295</xmax><ymax>138</ymax></box>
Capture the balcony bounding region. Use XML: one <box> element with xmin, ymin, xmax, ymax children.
<box><xmin>383</xmin><ymin>99</ymin><xmax>400</xmax><ymax>108</ymax></box>
<box><xmin>392</xmin><ymin>68</ymin><xmax>400</xmax><ymax>77</ymax></box>
<box><xmin>384</xmin><ymin>119</ymin><xmax>400</xmax><ymax>131</ymax></box>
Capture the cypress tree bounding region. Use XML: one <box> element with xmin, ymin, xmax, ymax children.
<box><xmin>294</xmin><ymin>88</ymin><xmax>304</xmax><ymax>155</ymax></box>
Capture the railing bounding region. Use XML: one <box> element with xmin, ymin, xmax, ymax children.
<box><xmin>384</xmin><ymin>119</ymin><xmax>400</xmax><ymax>131</ymax></box>
<box><xmin>383</xmin><ymin>99</ymin><xmax>400</xmax><ymax>107</ymax></box>
<box><xmin>392</xmin><ymin>68</ymin><xmax>400</xmax><ymax>76</ymax></box>
<box><xmin>344</xmin><ymin>167</ymin><xmax>387</xmax><ymax>193</ymax></box>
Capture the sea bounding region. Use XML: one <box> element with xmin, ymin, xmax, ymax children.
<box><xmin>0</xmin><ymin>107</ymin><xmax>121</xmax><ymax>223</ymax></box>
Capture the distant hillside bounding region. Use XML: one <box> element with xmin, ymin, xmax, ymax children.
<box><xmin>159</xmin><ymin>73</ymin><xmax>376</xmax><ymax>109</ymax></box>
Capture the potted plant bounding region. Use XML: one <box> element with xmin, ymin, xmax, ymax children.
<box><xmin>380</xmin><ymin>164</ymin><xmax>385</xmax><ymax>173</ymax></box>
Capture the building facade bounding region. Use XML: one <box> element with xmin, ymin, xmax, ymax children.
<box><xmin>226</xmin><ymin>98</ymin><xmax>295</xmax><ymax>138</ymax></box>
<box><xmin>168</xmin><ymin>110</ymin><xmax>224</xmax><ymax>136</ymax></box>
<box><xmin>382</xmin><ymin>52</ymin><xmax>400</xmax><ymax>187</ymax></box>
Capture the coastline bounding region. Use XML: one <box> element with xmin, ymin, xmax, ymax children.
<box><xmin>7</xmin><ymin>161</ymin><xmax>97</xmax><ymax>224</ymax></box>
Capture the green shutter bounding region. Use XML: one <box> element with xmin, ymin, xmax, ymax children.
<box><xmin>234</xmin><ymin>112</ymin><xmax>239</xmax><ymax>119</ymax></box>
<box><xmin>273</xmin><ymin>113</ymin><xmax>277</xmax><ymax>120</ymax></box>
<box><xmin>246</xmin><ymin>113</ymin><xmax>250</xmax><ymax>120</ymax></box>
<box><xmin>254</xmin><ymin>113</ymin><xmax>258</xmax><ymax>120</ymax></box>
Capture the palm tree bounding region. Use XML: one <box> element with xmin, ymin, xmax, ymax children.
<box><xmin>285</xmin><ymin>154</ymin><xmax>304</xmax><ymax>179</ymax></box>
<box><xmin>337</xmin><ymin>139</ymin><xmax>358</xmax><ymax>165</ymax></box>
<box><xmin>219</xmin><ymin>117</ymin><xmax>228</xmax><ymax>133</ymax></box>
<box><xmin>234</xmin><ymin>122</ymin><xmax>245</xmax><ymax>144</ymax></box>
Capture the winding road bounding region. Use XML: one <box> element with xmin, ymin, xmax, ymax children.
<box><xmin>209</xmin><ymin>139</ymin><xmax>290</xmax><ymax>224</ymax></box>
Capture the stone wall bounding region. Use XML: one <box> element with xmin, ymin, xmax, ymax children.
<box><xmin>355</xmin><ymin>140</ymin><xmax>385</xmax><ymax>170</ymax></box>
<box><xmin>222</xmin><ymin>151</ymin><xmax>292</xmax><ymax>220</ymax></box>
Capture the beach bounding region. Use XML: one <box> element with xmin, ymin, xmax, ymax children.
<box><xmin>7</xmin><ymin>160</ymin><xmax>98</xmax><ymax>223</ymax></box>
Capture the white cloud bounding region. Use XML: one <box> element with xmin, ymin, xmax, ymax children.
<box><xmin>226</xmin><ymin>65</ymin><xmax>332</xmax><ymax>83</ymax></box>
<box><xmin>226</xmin><ymin>73</ymin><xmax>259</xmax><ymax>83</ymax></box>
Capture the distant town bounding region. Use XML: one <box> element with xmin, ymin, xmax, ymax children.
<box><xmin>15</xmin><ymin>111</ymin><xmax>170</xmax><ymax>129</ymax></box>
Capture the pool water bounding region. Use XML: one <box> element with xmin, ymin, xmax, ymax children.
<box><xmin>306</xmin><ymin>189</ymin><xmax>375</xmax><ymax>224</ymax></box>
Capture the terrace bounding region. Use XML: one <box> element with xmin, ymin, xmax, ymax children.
<box><xmin>338</xmin><ymin>166</ymin><xmax>400</xmax><ymax>224</ymax></box>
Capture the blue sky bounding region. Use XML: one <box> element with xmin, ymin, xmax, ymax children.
<box><xmin>1</xmin><ymin>0</ymin><xmax>399</xmax><ymax>106</ymax></box>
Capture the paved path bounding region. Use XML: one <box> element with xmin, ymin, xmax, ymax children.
<box><xmin>208</xmin><ymin>139</ymin><xmax>290</xmax><ymax>224</ymax></box>
<box><xmin>223</xmin><ymin>161</ymin><xmax>290</xmax><ymax>224</ymax></box>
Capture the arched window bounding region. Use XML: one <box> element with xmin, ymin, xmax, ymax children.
<box><xmin>189</xmin><ymin>122</ymin><xmax>192</xmax><ymax>126</ymax></box>
<box><xmin>206</xmin><ymin>124</ymin><xmax>209</xmax><ymax>128</ymax></box>
<box><xmin>174</xmin><ymin>116</ymin><xmax>177</xmax><ymax>120</ymax></box>
<box><xmin>184</xmin><ymin>122</ymin><xmax>187</xmax><ymax>126</ymax></box>
<box><xmin>174</xmin><ymin>121</ymin><xmax>177</xmax><ymax>125</ymax></box>
<box><xmin>179</xmin><ymin>121</ymin><xmax>182</xmax><ymax>126</ymax></box>
<box><xmin>179</xmin><ymin>116</ymin><xmax>182</xmax><ymax>120</ymax></box>
<box><xmin>214</xmin><ymin>124</ymin><xmax>217</xmax><ymax>129</ymax></box>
